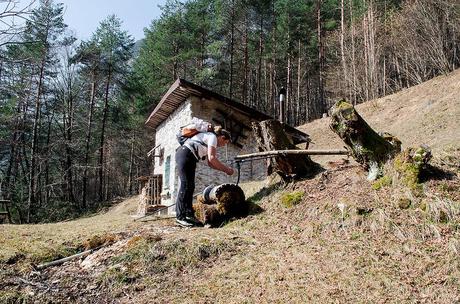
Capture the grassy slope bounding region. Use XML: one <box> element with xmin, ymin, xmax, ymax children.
<box><xmin>1</xmin><ymin>70</ymin><xmax>460</xmax><ymax>303</ymax></box>
<box><xmin>0</xmin><ymin>197</ymin><xmax>142</xmax><ymax>264</ymax></box>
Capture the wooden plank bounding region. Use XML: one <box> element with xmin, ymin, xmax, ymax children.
<box><xmin>235</xmin><ymin>149</ymin><xmax>349</xmax><ymax>161</ymax></box>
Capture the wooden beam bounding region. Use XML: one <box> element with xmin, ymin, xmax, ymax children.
<box><xmin>235</xmin><ymin>149</ymin><xmax>349</xmax><ymax>161</ymax></box>
<box><xmin>215</xmin><ymin>108</ymin><xmax>251</xmax><ymax>130</ymax></box>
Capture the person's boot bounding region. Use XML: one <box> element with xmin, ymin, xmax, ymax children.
<box><xmin>185</xmin><ymin>216</ymin><xmax>203</xmax><ymax>226</ymax></box>
<box><xmin>175</xmin><ymin>217</ymin><xmax>194</xmax><ymax>227</ymax></box>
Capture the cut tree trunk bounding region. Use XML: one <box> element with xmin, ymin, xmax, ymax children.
<box><xmin>329</xmin><ymin>100</ymin><xmax>401</xmax><ymax>177</ymax></box>
<box><xmin>193</xmin><ymin>183</ymin><xmax>247</xmax><ymax>227</ymax></box>
<box><xmin>252</xmin><ymin>119</ymin><xmax>321</xmax><ymax>180</ymax></box>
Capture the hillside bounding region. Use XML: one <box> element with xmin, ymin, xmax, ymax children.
<box><xmin>298</xmin><ymin>68</ymin><xmax>460</xmax><ymax>166</ymax></box>
<box><xmin>1</xmin><ymin>70</ymin><xmax>460</xmax><ymax>303</ymax></box>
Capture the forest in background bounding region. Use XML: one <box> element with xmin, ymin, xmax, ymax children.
<box><xmin>0</xmin><ymin>0</ymin><xmax>459</xmax><ymax>223</ymax></box>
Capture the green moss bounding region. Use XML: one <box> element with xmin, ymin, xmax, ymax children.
<box><xmin>98</xmin><ymin>266</ymin><xmax>137</xmax><ymax>290</ymax></box>
<box><xmin>419</xmin><ymin>199</ymin><xmax>428</xmax><ymax>211</ymax></box>
<box><xmin>372</xmin><ymin>175</ymin><xmax>392</xmax><ymax>190</ymax></box>
<box><xmin>350</xmin><ymin>232</ymin><xmax>361</xmax><ymax>240</ymax></box>
<box><xmin>280</xmin><ymin>191</ymin><xmax>304</xmax><ymax>208</ymax></box>
<box><xmin>335</xmin><ymin>99</ymin><xmax>354</xmax><ymax>112</ymax></box>
<box><xmin>393</xmin><ymin>150</ymin><xmax>423</xmax><ymax>192</ymax></box>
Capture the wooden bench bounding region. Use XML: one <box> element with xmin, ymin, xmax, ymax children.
<box><xmin>0</xmin><ymin>199</ymin><xmax>11</xmax><ymax>224</ymax></box>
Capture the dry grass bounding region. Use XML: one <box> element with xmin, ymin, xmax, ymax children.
<box><xmin>1</xmin><ymin>163</ymin><xmax>459</xmax><ymax>303</ymax></box>
<box><xmin>122</xmin><ymin>164</ymin><xmax>459</xmax><ymax>303</ymax></box>
<box><xmin>0</xmin><ymin>196</ymin><xmax>142</xmax><ymax>265</ymax></box>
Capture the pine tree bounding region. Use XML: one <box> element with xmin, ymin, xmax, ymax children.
<box><xmin>22</xmin><ymin>0</ymin><xmax>67</xmax><ymax>222</ymax></box>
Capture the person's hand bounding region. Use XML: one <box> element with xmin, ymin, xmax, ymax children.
<box><xmin>225</xmin><ymin>167</ymin><xmax>234</xmax><ymax>176</ymax></box>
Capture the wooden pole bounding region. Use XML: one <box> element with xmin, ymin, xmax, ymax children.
<box><xmin>34</xmin><ymin>248</ymin><xmax>99</xmax><ymax>270</ymax></box>
<box><xmin>235</xmin><ymin>149</ymin><xmax>349</xmax><ymax>161</ymax></box>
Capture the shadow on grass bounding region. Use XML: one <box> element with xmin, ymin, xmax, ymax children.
<box><xmin>420</xmin><ymin>164</ymin><xmax>457</xmax><ymax>182</ymax></box>
<box><xmin>246</xmin><ymin>182</ymin><xmax>281</xmax><ymax>204</ymax></box>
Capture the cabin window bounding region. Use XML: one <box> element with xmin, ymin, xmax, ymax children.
<box><xmin>159</xmin><ymin>148</ymin><xmax>165</xmax><ymax>165</ymax></box>
<box><xmin>164</xmin><ymin>155</ymin><xmax>171</xmax><ymax>189</ymax></box>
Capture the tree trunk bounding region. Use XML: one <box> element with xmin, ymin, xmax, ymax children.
<box><xmin>243</xmin><ymin>13</ymin><xmax>249</xmax><ymax>104</ymax></box>
<box><xmin>228</xmin><ymin>0</ymin><xmax>235</xmax><ymax>99</ymax></box>
<box><xmin>329</xmin><ymin>100</ymin><xmax>401</xmax><ymax>175</ymax></box>
<box><xmin>317</xmin><ymin>0</ymin><xmax>325</xmax><ymax>117</ymax></box>
<box><xmin>44</xmin><ymin>110</ymin><xmax>54</xmax><ymax>206</ymax></box>
<box><xmin>99</xmin><ymin>67</ymin><xmax>112</xmax><ymax>202</ymax></box>
<box><xmin>64</xmin><ymin>77</ymin><xmax>76</xmax><ymax>204</ymax></box>
<box><xmin>252</xmin><ymin>119</ymin><xmax>321</xmax><ymax>180</ymax></box>
<box><xmin>27</xmin><ymin>55</ymin><xmax>46</xmax><ymax>223</ymax></box>
<box><xmin>128</xmin><ymin>134</ymin><xmax>135</xmax><ymax>195</ymax></box>
<box><xmin>297</xmin><ymin>39</ymin><xmax>301</xmax><ymax>125</ymax></box>
<box><xmin>257</xmin><ymin>16</ymin><xmax>263</xmax><ymax>108</ymax></box>
<box><xmin>82</xmin><ymin>72</ymin><xmax>97</xmax><ymax>208</ymax></box>
<box><xmin>340</xmin><ymin>0</ymin><xmax>348</xmax><ymax>98</ymax></box>
<box><xmin>349</xmin><ymin>0</ymin><xmax>357</xmax><ymax>104</ymax></box>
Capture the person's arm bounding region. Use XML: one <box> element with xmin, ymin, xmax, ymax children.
<box><xmin>207</xmin><ymin>146</ymin><xmax>234</xmax><ymax>175</ymax></box>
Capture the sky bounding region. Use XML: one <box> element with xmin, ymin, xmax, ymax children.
<box><xmin>57</xmin><ymin>0</ymin><xmax>167</xmax><ymax>41</ymax></box>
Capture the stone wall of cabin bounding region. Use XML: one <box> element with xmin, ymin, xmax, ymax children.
<box><xmin>153</xmin><ymin>96</ymin><xmax>267</xmax><ymax>215</ymax></box>
<box><xmin>153</xmin><ymin>101</ymin><xmax>193</xmax><ymax>209</ymax></box>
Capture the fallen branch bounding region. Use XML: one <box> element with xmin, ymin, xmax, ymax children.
<box><xmin>34</xmin><ymin>247</ymin><xmax>101</xmax><ymax>270</ymax></box>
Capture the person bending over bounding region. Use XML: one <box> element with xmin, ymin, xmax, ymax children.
<box><xmin>175</xmin><ymin>126</ymin><xmax>234</xmax><ymax>227</ymax></box>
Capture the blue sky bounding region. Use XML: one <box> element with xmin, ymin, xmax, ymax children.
<box><xmin>58</xmin><ymin>0</ymin><xmax>167</xmax><ymax>41</ymax></box>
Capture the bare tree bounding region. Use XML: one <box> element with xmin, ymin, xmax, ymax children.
<box><xmin>0</xmin><ymin>0</ymin><xmax>36</xmax><ymax>46</ymax></box>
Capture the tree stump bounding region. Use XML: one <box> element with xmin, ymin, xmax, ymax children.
<box><xmin>329</xmin><ymin>100</ymin><xmax>401</xmax><ymax>178</ymax></box>
<box><xmin>193</xmin><ymin>183</ymin><xmax>247</xmax><ymax>227</ymax></box>
<box><xmin>193</xmin><ymin>197</ymin><xmax>222</xmax><ymax>227</ymax></box>
<box><xmin>252</xmin><ymin>119</ymin><xmax>321</xmax><ymax>180</ymax></box>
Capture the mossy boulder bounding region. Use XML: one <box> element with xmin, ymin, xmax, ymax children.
<box><xmin>193</xmin><ymin>184</ymin><xmax>248</xmax><ymax>227</ymax></box>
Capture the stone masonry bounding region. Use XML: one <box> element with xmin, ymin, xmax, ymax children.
<box><xmin>153</xmin><ymin>96</ymin><xmax>266</xmax><ymax>214</ymax></box>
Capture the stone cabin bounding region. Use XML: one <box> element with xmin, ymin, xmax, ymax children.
<box><xmin>144</xmin><ymin>79</ymin><xmax>309</xmax><ymax>214</ymax></box>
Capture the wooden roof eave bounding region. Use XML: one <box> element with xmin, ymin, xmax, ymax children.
<box><xmin>144</xmin><ymin>79</ymin><xmax>182</xmax><ymax>129</ymax></box>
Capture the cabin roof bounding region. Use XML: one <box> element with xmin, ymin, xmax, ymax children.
<box><xmin>145</xmin><ymin>78</ymin><xmax>310</xmax><ymax>144</ymax></box>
